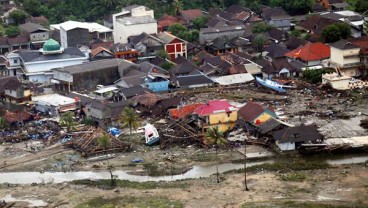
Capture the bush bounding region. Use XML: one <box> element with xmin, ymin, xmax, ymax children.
<box><xmin>302</xmin><ymin>68</ymin><xmax>335</xmax><ymax>84</ymax></box>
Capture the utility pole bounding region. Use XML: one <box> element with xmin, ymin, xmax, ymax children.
<box><xmin>244</xmin><ymin>122</ymin><xmax>249</xmax><ymax>191</ymax></box>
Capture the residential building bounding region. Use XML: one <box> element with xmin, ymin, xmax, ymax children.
<box><xmin>175</xmin><ymin>74</ymin><xmax>214</xmax><ymax>89</ymax></box>
<box><xmin>179</xmin><ymin>9</ymin><xmax>203</xmax><ymax>24</ymax></box>
<box><xmin>261</xmin><ymin>58</ymin><xmax>299</xmax><ymax>79</ymax></box>
<box><xmin>285</xmin><ymin>42</ymin><xmax>330</xmax><ymax>66</ymax></box>
<box><xmin>90</xmin><ymin>46</ymin><xmax>114</xmax><ymax>60</ymax></box>
<box><xmin>273</xmin><ymin>125</ymin><xmax>323</xmax><ymax>151</ymax></box>
<box><xmin>51</xmin><ymin>20</ymin><xmax>113</xmax><ymax>46</ymax></box>
<box><xmin>298</xmin><ymin>15</ymin><xmax>337</xmax><ymax>42</ymax></box>
<box><xmin>199</xmin><ymin>25</ymin><xmax>246</xmax><ymax>44</ymax></box>
<box><xmin>263</xmin><ymin>43</ymin><xmax>289</xmax><ymax>61</ymax></box>
<box><xmin>205</xmin><ymin>37</ymin><xmax>238</xmax><ymax>56</ymax></box>
<box><xmin>111</xmin><ymin>43</ymin><xmax>140</xmax><ymax>62</ymax></box>
<box><xmin>7</xmin><ymin>36</ymin><xmax>30</xmax><ymax>51</ymax></box>
<box><xmin>349</xmin><ymin>37</ymin><xmax>368</xmax><ymax>69</ymax></box>
<box><xmin>87</xmin><ymin>100</ymin><xmax>128</xmax><ymax>127</ymax></box>
<box><xmin>238</xmin><ymin>102</ymin><xmax>278</xmax><ymax>126</ymax></box>
<box><xmin>317</xmin><ymin>0</ymin><xmax>346</xmax><ymax>11</ymax></box>
<box><xmin>321</xmin><ymin>10</ymin><xmax>365</xmax><ymax>38</ymax></box>
<box><xmin>128</xmin><ymin>32</ymin><xmax>164</xmax><ymax>58</ymax></box>
<box><xmin>261</xmin><ymin>7</ymin><xmax>292</xmax><ymax>31</ymax></box>
<box><xmin>19</xmin><ymin>22</ymin><xmax>49</xmax><ymax>49</ymax></box>
<box><xmin>2</xmin><ymin>7</ymin><xmax>25</xmax><ymax>25</ymax></box>
<box><xmin>0</xmin><ymin>76</ymin><xmax>31</xmax><ymax>104</ymax></box>
<box><xmin>4</xmin><ymin>39</ymin><xmax>88</xmax><ymax>83</ymax></box>
<box><xmin>53</xmin><ymin>59</ymin><xmax>125</xmax><ymax>92</ymax></box>
<box><xmin>113</xmin><ymin>5</ymin><xmax>156</xmax><ymax>44</ymax></box>
<box><xmin>32</xmin><ymin>94</ymin><xmax>78</xmax><ymax>116</ymax></box>
<box><xmin>329</xmin><ymin>39</ymin><xmax>363</xmax><ymax>76</ymax></box>
<box><xmin>193</xmin><ymin>99</ymin><xmax>238</xmax><ymax>133</ymax></box>
<box><xmin>155</xmin><ymin>32</ymin><xmax>187</xmax><ymax>61</ymax></box>
<box><xmin>157</xmin><ymin>14</ymin><xmax>185</xmax><ymax>32</ymax></box>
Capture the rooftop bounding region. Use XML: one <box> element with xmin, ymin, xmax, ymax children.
<box><xmin>51</xmin><ymin>20</ymin><xmax>112</xmax><ymax>33</ymax></box>
<box><xmin>55</xmin><ymin>59</ymin><xmax>123</xmax><ymax>74</ymax></box>
<box><xmin>17</xmin><ymin>47</ymin><xmax>85</xmax><ymax>63</ymax></box>
<box><xmin>32</xmin><ymin>94</ymin><xmax>76</xmax><ymax>107</ymax></box>
<box><xmin>285</xmin><ymin>42</ymin><xmax>330</xmax><ymax>61</ymax></box>
<box><xmin>194</xmin><ymin>99</ymin><xmax>237</xmax><ymax>116</ymax></box>
<box><xmin>118</xmin><ymin>15</ymin><xmax>156</xmax><ymax>25</ymax></box>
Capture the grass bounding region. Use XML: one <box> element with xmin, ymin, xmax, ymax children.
<box><xmin>72</xmin><ymin>179</ymin><xmax>189</xmax><ymax>190</ymax></box>
<box><xmin>76</xmin><ymin>196</ymin><xmax>183</xmax><ymax>208</ymax></box>
<box><xmin>278</xmin><ymin>172</ymin><xmax>306</xmax><ymax>182</ymax></box>
<box><xmin>242</xmin><ymin>201</ymin><xmax>367</xmax><ymax>208</ymax></box>
<box><xmin>224</xmin><ymin>159</ymin><xmax>331</xmax><ymax>175</ymax></box>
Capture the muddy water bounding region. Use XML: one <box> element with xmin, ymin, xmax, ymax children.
<box><xmin>0</xmin><ymin>154</ymin><xmax>367</xmax><ymax>184</ymax></box>
<box><xmin>0</xmin><ymin>160</ymin><xmax>273</xmax><ymax>184</ymax></box>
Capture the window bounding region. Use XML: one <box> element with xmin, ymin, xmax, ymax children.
<box><xmin>14</xmin><ymin>59</ymin><xmax>18</xmax><ymax>64</ymax></box>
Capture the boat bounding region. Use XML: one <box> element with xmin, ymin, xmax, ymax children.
<box><xmin>144</xmin><ymin>123</ymin><xmax>160</xmax><ymax>145</ymax></box>
<box><xmin>255</xmin><ymin>77</ymin><xmax>287</xmax><ymax>93</ymax></box>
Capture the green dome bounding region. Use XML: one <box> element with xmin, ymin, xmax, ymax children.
<box><xmin>43</xmin><ymin>39</ymin><xmax>61</xmax><ymax>52</ymax></box>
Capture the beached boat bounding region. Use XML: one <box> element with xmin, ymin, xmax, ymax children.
<box><xmin>144</xmin><ymin>123</ymin><xmax>160</xmax><ymax>145</ymax></box>
<box><xmin>255</xmin><ymin>77</ymin><xmax>287</xmax><ymax>93</ymax></box>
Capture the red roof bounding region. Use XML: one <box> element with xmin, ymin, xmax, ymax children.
<box><xmin>158</xmin><ymin>14</ymin><xmax>185</xmax><ymax>28</ymax></box>
<box><xmin>180</xmin><ymin>9</ymin><xmax>203</xmax><ymax>22</ymax></box>
<box><xmin>285</xmin><ymin>42</ymin><xmax>330</xmax><ymax>62</ymax></box>
<box><xmin>194</xmin><ymin>100</ymin><xmax>236</xmax><ymax>116</ymax></box>
<box><xmin>169</xmin><ymin>103</ymin><xmax>203</xmax><ymax>119</ymax></box>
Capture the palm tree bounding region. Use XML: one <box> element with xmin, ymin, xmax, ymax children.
<box><xmin>98</xmin><ymin>134</ymin><xmax>116</xmax><ymax>187</ymax></box>
<box><xmin>60</xmin><ymin>112</ymin><xmax>76</xmax><ymax>132</ymax></box>
<box><xmin>172</xmin><ymin>0</ymin><xmax>183</xmax><ymax>15</ymax></box>
<box><xmin>0</xmin><ymin>117</ymin><xmax>8</xmax><ymax>130</ymax></box>
<box><xmin>206</xmin><ymin>127</ymin><xmax>226</xmax><ymax>183</ymax></box>
<box><xmin>101</xmin><ymin>0</ymin><xmax>117</xmax><ymax>7</ymax></box>
<box><xmin>121</xmin><ymin>107</ymin><xmax>141</xmax><ymax>135</ymax></box>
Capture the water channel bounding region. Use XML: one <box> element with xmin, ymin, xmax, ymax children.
<box><xmin>0</xmin><ymin>154</ymin><xmax>367</xmax><ymax>184</ymax></box>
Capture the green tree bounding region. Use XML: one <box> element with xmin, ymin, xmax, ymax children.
<box><xmin>364</xmin><ymin>21</ymin><xmax>368</xmax><ymax>35</ymax></box>
<box><xmin>97</xmin><ymin>134</ymin><xmax>116</xmax><ymax>187</ymax></box>
<box><xmin>322</xmin><ymin>23</ymin><xmax>351</xmax><ymax>43</ymax></box>
<box><xmin>168</xmin><ymin>23</ymin><xmax>187</xmax><ymax>36</ymax></box>
<box><xmin>354</xmin><ymin>0</ymin><xmax>368</xmax><ymax>13</ymax></box>
<box><xmin>252</xmin><ymin>34</ymin><xmax>268</xmax><ymax>53</ymax></box>
<box><xmin>160</xmin><ymin>62</ymin><xmax>175</xmax><ymax>70</ymax></box>
<box><xmin>252</xmin><ymin>22</ymin><xmax>272</xmax><ymax>33</ymax></box>
<box><xmin>0</xmin><ymin>117</ymin><xmax>8</xmax><ymax>130</ymax></box>
<box><xmin>9</xmin><ymin>10</ymin><xmax>28</xmax><ymax>25</ymax></box>
<box><xmin>157</xmin><ymin>50</ymin><xmax>170</xmax><ymax>59</ymax></box>
<box><xmin>60</xmin><ymin>112</ymin><xmax>77</xmax><ymax>132</ymax></box>
<box><xmin>5</xmin><ymin>26</ymin><xmax>20</xmax><ymax>37</ymax></box>
<box><xmin>23</xmin><ymin>0</ymin><xmax>42</xmax><ymax>16</ymax></box>
<box><xmin>192</xmin><ymin>16</ymin><xmax>209</xmax><ymax>30</ymax></box>
<box><xmin>206</xmin><ymin>127</ymin><xmax>226</xmax><ymax>183</ymax></box>
<box><xmin>290</xmin><ymin>29</ymin><xmax>302</xmax><ymax>38</ymax></box>
<box><xmin>121</xmin><ymin>107</ymin><xmax>141</xmax><ymax>135</ymax></box>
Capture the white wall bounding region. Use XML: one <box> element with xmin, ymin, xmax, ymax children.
<box><xmin>24</xmin><ymin>58</ymin><xmax>87</xmax><ymax>73</ymax></box>
<box><xmin>114</xmin><ymin>21</ymin><xmax>157</xmax><ymax>44</ymax></box>
<box><xmin>276</xmin><ymin>141</ymin><xmax>295</xmax><ymax>151</ymax></box>
<box><xmin>53</xmin><ymin>71</ymin><xmax>73</xmax><ymax>82</ymax></box>
<box><xmin>131</xmin><ymin>7</ymin><xmax>154</xmax><ymax>18</ymax></box>
<box><xmin>30</xmin><ymin>31</ymin><xmax>49</xmax><ymax>42</ymax></box>
<box><xmin>60</xmin><ymin>26</ymin><xmax>68</xmax><ymax>48</ymax></box>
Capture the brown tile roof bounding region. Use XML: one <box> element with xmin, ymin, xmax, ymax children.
<box><xmin>180</xmin><ymin>9</ymin><xmax>203</xmax><ymax>22</ymax></box>
<box><xmin>157</xmin><ymin>14</ymin><xmax>185</xmax><ymax>28</ymax></box>
<box><xmin>238</xmin><ymin>102</ymin><xmax>276</xmax><ymax>122</ymax></box>
<box><xmin>90</xmin><ymin>46</ymin><xmax>113</xmax><ymax>57</ymax></box>
<box><xmin>298</xmin><ymin>15</ymin><xmax>337</xmax><ymax>36</ymax></box>
<box><xmin>4</xmin><ymin>110</ymin><xmax>33</xmax><ymax>123</ymax></box>
<box><xmin>7</xmin><ymin>36</ymin><xmax>29</xmax><ymax>45</ymax></box>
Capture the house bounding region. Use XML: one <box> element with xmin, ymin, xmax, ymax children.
<box><xmin>0</xmin><ymin>76</ymin><xmax>31</xmax><ymax>104</ymax></box>
<box><xmin>205</xmin><ymin>37</ymin><xmax>238</xmax><ymax>56</ymax></box>
<box><xmin>256</xmin><ymin>117</ymin><xmax>286</xmax><ymax>135</ymax></box>
<box><xmin>113</xmin><ymin>5</ymin><xmax>156</xmax><ymax>44</ymax></box>
<box><xmin>199</xmin><ymin>25</ymin><xmax>246</xmax><ymax>44</ymax></box>
<box><xmin>51</xmin><ymin>20</ymin><xmax>113</xmax><ymax>47</ymax></box>
<box><xmin>273</xmin><ymin>125</ymin><xmax>323</xmax><ymax>151</ymax></box>
<box><xmin>90</xmin><ymin>46</ymin><xmax>114</xmax><ymax>60</ymax></box>
<box><xmin>262</xmin><ymin>58</ymin><xmax>299</xmax><ymax>79</ymax></box>
<box><xmin>169</xmin><ymin>103</ymin><xmax>204</xmax><ymax>119</ymax></box>
<box><xmin>128</xmin><ymin>32</ymin><xmax>164</xmax><ymax>58</ymax></box>
<box><xmin>32</xmin><ymin>94</ymin><xmax>78</xmax><ymax>116</ymax></box>
<box><xmin>349</xmin><ymin>37</ymin><xmax>368</xmax><ymax>70</ymax></box>
<box><xmin>4</xmin><ymin>39</ymin><xmax>89</xmax><ymax>83</ymax></box>
<box><xmin>0</xmin><ymin>37</ymin><xmax>10</xmax><ymax>54</ymax></box>
<box><xmin>297</xmin><ymin>15</ymin><xmax>337</xmax><ymax>41</ymax></box>
<box><xmin>155</xmin><ymin>32</ymin><xmax>187</xmax><ymax>61</ymax></box>
<box><xmin>317</xmin><ymin>0</ymin><xmax>346</xmax><ymax>11</ymax></box>
<box><xmin>110</xmin><ymin>43</ymin><xmax>140</xmax><ymax>62</ymax></box>
<box><xmin>28</xmin><ymin>16</ymin><xmax>49</xmax><ymax>26</ymax></box>
<box><xmin>193</xmin><ymin>99</ymin><xmax>238</xmax><ymax>133</ymax></box>
<box><xmin>285</xmin><ymin>42</ymin><xmax>330</xmax><ymax>66</ymax></box>
<box><xmin>230</xmin><ymin>36</ymin><xmax>252</xmax><ymax>52</ymax></box>
<box><xmin>113</xmin><ymin>85</ymin><xmax>150</xmax><ymax>101</ymax></box>
<box><xmin>19</xmin><ymin>22</ymin><xmax>49</xmax><ymax>49</ymax></box>
<box><xmin>152</xmin><ymin>96</ymin><xmax>182</xmax><ymax>116</ymax></box>
<box><xmin>87</xmin><ymin>100</ymin><xmax>128</xmax><ymax>127</ymax></box>
<box><xmin>312</xmin><ymin>3</ymin><xmax>326</xmax><ymax>13</ymax></box>
<box><xmin>238</xmin><ymin>102</ymin><xmax>278</xmax><ymax>126</ymax></box>
<box><xmin>322</xmin><ymin>72</ymin><xmax>352</xmax><ymax>90</ymax></box>
<box><xmin>179</xmin><ymin>9</ymin><xmax>203</xmax><ymax>24</ymax></box>
<box><xmin>175</xmin><ymin>74</ymin><xmax>214</xmax><ymax>89</ymax></box>
<box><xmin>2</xmin><ymin>7</ymin><xmax>26</xmax><ymax>25</ymax></box>
<box><xmin>321</xmin><ymin>10</ymin><xmax>365</xmax><ymax>38</ymax></box>
<box><xmin>263</xmin><ymin>43</ymin><xmax>289</xmax><ymax>61</ymax></box>
<box><xmin>53</xmin><ymin>59</ymin><xmax>124</xmax><ymax>92</ymax></box>
<box><xmin>157</xmin><ymin>14</ymin><xmax>185</xmax><ymax>32</ymax></box>
<box><xmin>261</xmin><ymin>7</ymin><xmax>292</xmax><ymax>31</ymax></box>
<box><xmin>329</xmin><ymin>39</ymin><xmax>363</xmax><ymax>77</ymax></box>
<box><xmin>7</xmin><ymin>36</ymin><xmax>30</xmax><ymax>51</ymax></box>
<box><xmin>285</xmin><ymin>36</ymin><xmax>308</xmax><ymax>50</ymax></box>
<box><xmin>4</xmin><ymin>110</ymin><xmax>33</xmax><ymax>126</ymax></box>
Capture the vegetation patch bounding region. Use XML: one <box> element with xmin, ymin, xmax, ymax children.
<box><xmin>242</xmin><ymin>201</ymin><xmax>366</xmax><ymax>208</ymax></box>
<box><xmin>76</xmin><ymin>196</ymin><xmax>183</xmax><ymax>208</ymax></box>
<box><xmin>72</xmin><ymin>179</ymin><xmax>189</xmax><ymax>190</ymax></box>
<box><xmin>278</xmin><ymin>172</ymin><xmax>306</xmax><ymax>182</ymax></box>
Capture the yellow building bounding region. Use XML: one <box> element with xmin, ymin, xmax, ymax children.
<box><xmin>193</xmin><ymin>99</ymin><xmax>238</xmax><ymax>133</ymax></box>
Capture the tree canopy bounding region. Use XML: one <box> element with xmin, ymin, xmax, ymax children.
<box><xmin>9</xmin><ymin>10</ymin><xmax>28</xmax><ymax>25</ymax></box>
<box><xmin>321</xmin><ymin>23</ymin><xmax>351</xmax><ymax>43</ymax></box>
<box><xmin>5</xmin><ymin>26</ymin><xmax>20</xmax><ymax>37</ymax></box>
<box><xmin>252</xmin><ymin>22</ymin><xmax>272</xmax><ymax>33</ymax></box>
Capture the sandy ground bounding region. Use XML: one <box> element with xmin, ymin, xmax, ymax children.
<box><xmin>0</xmin><ymin>164</ymin><xmax>367</xmax><ymax>207</ymax></box>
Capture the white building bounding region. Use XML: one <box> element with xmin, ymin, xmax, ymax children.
<box><xmin>32</xmin><ymin>93</ymin><xmax>78</xmax><ymax>116</ymax></box>
<box><xmin>4</xmin><ymin>39</ymin><xmax>89</xmax><ymax>83</ymax></box>
<box><xmin>113</xmin><ymin>5</ymin><xmax>156</xmax><ymax>44</ymax></box>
